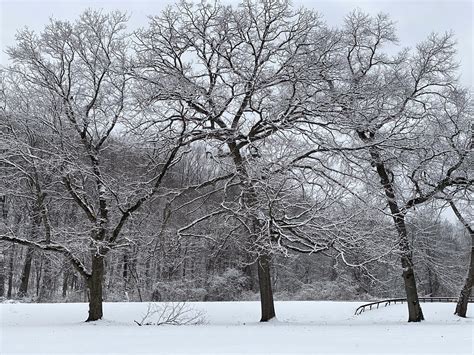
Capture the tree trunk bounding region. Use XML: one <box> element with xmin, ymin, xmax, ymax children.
<box><xmin>400</xmin><ymin>255</ymin><xmax>424</xmax><ymax>322</ymax></box>
<box><xmin>365</xmin><ymin>142</ymin><xmax>424</xmax><ymax>322</ymax></box>
<box><xmin>122</xmin><ymin>252</ymin><xmax>129</xmax><ymax>294</ymax></box>
<box><xmin>451</xmin><ymin>200</ymin><xmax>473</xmax><ymax>318</ymax></box>
<box><xmin>243</xmin><ymin>262</ymin><xmax>255</xmax><ymax>291</ymax></box>
<box><xmin>17</xmin><ymin>247</ymin><xmax>34</xmax><ymax>297</ymax></box>
<box><xmin>230</xmin><ymin>146</ymin><xmax>277</xmax><ymax>322</ymax></box>
<box><xmin>62</xmin><ymin>270</ymin><xmax>69</xmax><ymax>298</ymax></box>
<box><xmin>86</xmin><ymin>254</ymin><xmax>104</xmax><ymax>322</ymax></box>
<box><xmin>0</xmin><ymin>250</ymin><xmax>5</xmax><ymax>297</ymax></box>
<box><xmin>257</xmin><ymin>252</ymin><xmax>276</xmax><ymax>322</ymax></box>
<box><xmin>144</xmin><ymin>258</ymin><xmax>151</xmax><ymax>290</ymax></box>
<box><xmin>455</xmin><ymin>246</ymin><xmax>473</xmax><ymax>317</ymax></box>
<box><xmin>0</xmin><ymin>195</ymin><xmax>7</xmax><ymax>297</ymax></box>
<box><xmin>35</xmin><ymin>256</ymin><xmax>43</xmax><ymax>297</ymax></box>
<box><xmin>18</xmin><ymin>206</ymin><xmax>42</xmax><ymax>298</ymax></box>
<box><xmin>396</xmin><ymin>216</ymin><xmax>424</xmax><ymax>322</ymax></box>
<box><xmin>426</xmin><ymin>266</ymin><xmax>439</xmax><ymax>296</ymax></box>
<box><xmin>455</xmin><ymin>245</ymin><xmax>473</xmax><ymax>317</ymax></box>
<box><xmin>123</xmin><ymin>252</ymin><xmax>128</xmax><ymax>281</ymax></box>
<box><xmin>38</xmin><ymin>257</ymin><xmax>52</xmax><ymax>302</ymax></box>
<box><xmin>7</xmin><ymin>245</ymin><xmax>14</xmax><ymax>298</ymax></box>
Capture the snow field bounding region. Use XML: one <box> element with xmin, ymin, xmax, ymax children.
<box><xmin>1</xmin><ymin>301</ymin><xmax>472</xmax><ymax>354</ymax></box>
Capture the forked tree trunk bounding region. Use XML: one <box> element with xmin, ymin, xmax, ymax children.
<box><xmin>86</xmin><ymin>254</ymin><xmax>104</xmax><ymax>322</ymax></box>
<box><xmin>257</xmin><ymin>252</ymin><xmax>276</xmax><ymax>322</ymax></box>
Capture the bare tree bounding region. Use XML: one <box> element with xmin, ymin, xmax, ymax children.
<box><xmin>134</xmin><ymin>0</ymin><xmax>340</xmax><ymax>322</ymax></box>
<box><xmin>0</xmin><ymin>10</ymin><xmax>191</xmax><ymax>321</ymax></box>
<box><xmin>291</xmin><ymin>10</ymin><xmax>472</xmax><ymax>321</ymax></box>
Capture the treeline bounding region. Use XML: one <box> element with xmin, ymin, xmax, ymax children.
<box><xmin>0</xmin><ymin>147</ymin><xmax>467</xmax><ymax>302</ymax></box>
<box><xmin>0</xmin><ymin>0</ymin><xmax>472</xmax><ymax>323</ymax></box>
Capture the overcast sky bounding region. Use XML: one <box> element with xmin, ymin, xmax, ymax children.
<box><xmin>1</xmin><ymin>0</ymin><xmax>472</xmax><ymax>86</ymax></box>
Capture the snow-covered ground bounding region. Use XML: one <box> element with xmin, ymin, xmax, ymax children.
<box><xmin>0</xmin><ymin>301</ymin><xmax>472</xmax><ymax>354</ymax></box>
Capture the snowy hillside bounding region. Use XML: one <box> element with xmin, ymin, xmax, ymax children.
<box><xmin>1</xmin><ymin>301</ymin><xmax>472</xmax><ymax>354</ymax></box>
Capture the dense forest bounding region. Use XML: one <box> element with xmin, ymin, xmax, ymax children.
<box><xmin>0</xmin><ymin>0</ymin><xmax>472</xmax><ymax>323</ymax></box>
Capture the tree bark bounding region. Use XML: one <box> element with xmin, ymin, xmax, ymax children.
<box><xmin>38</xmin><ymin>257</ymin><xmax>52</xmax><ymax>302</ymax></box>
<box><xmin>62</xmin><ymin>270</ymin><xmax>69</xmax><ymax>298</ymax></box>
<box><xmin>455</xmin><ymin>245</ymin><xmax>473</xmax><ymax>317</ymax></box>
<box><xmin>0</xmin><ymin>250</ymin><xmax>5</xmax><ymax>297</ymax></box>
<box><xmin>123</xmin><ymin>252</ymin><xmax>129</xmax><ymax>293</ymax></box>
<box><xmin>86</xmin><ymin>254</ymin><xmax>104</xmax><ymax>322</ymax></box>
<box><xmin>257</xmin><ymin>252</ymin><xmax>276</xmax><ymax>322</ymax></box>
<box><xmin>18</xmin><ymin>206</ymin><xmax>42</xmax><ymax>298</ymax></box>
<box><xmin>243</xmin><ymin>262</ymin><xmax>255</xmax><ymax>291</ymax></box>
<box><xmin>17</xmin><ymin>247</ymin><xmax>34</xmax><ymax>297</ymax></box>
<box><xmin>396</xmin><ymin>215</ymin><xmax>424</xmax><ymax>322</ymax></box>
<box><xmin>0</xmin><ymin>195</ymin><xmax>7</xmax><ymax>297</ymax></box>
<box><xmin>7</xmin><ymin>245</ymin><xmax>14</xmax><ymax>298</ymax></box>
<box><xmin>400</xmin><ymin>255</ymin><xmax>424</xmax><ymax>322</ymax></box>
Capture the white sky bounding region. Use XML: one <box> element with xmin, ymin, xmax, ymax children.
<box><xmin>0</xmin><ymin>0</ymin><xmax>473</xmax><ymax>87</ymax></box>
